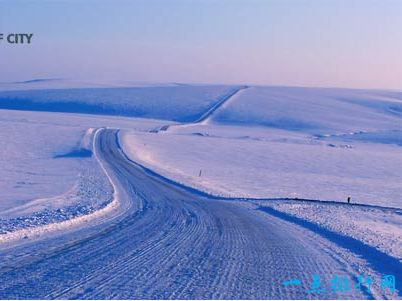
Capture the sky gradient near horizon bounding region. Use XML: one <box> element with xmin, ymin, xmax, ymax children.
<box><xmin>1</xmin><ymin>0</ymin><xmax>401</xmax><ymax>89</ymax></box>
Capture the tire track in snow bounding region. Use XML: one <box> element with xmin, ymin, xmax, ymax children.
<box><xmin>0</xmin><ymin>129</ymin><xmax>396</xmax><ymax>299</ymax></box>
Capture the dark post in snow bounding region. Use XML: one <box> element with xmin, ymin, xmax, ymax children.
<box><xmin>347</xmin><ymin>196</ymin><xmax>351</xmax><ymax>204</ymax></box>
<box><xmin>199</xmin><ymin>169</ymin><xmax>202</xmax><ymax>177</ymax></box>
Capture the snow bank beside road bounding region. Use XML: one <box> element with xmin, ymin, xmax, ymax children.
<box><xmin>255</xmin><ymin>200</ymin><xmax>402</xmax><ymax>263</ymax></box>
<box><xmin>0</xmin><ymin>109</ymin><xmax>166</xmax><ymax>211</ymax></box>
<box><xmin>0</xmin><ymin>109</ymin><xmax>166</xmax><ymax>243</ymax></box>
<box><xmin>0</xmin><ymin>128</ymin><xmax>114</xmax><ymax>241</ymax></box>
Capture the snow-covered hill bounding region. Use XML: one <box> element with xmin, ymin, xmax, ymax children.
<box><xmin>211</xmin><ymin>86</ymin><xmax>402</xmax><ymax>137</ymax></box>
<box><xmin>0</xmin><ymin>83</ymin><xmax>238</xmax><ymax>122</ymax></box>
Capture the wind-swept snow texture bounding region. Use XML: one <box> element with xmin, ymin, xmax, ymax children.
<box><xmin>0</xmin><ymin>84</ymin><xmax>239</xmax><ymax>122</ymax></box>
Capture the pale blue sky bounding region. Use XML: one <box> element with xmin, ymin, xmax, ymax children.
<box><xmin>1</xmin><ymin>0</ymin><xmax>401</xmax><ymax>89</ymax></box>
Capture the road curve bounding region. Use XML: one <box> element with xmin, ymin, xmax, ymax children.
<box><xmin>0</xmin><ymin>129</ymin><xmax>378</xmax><ymax>299</ymax></box>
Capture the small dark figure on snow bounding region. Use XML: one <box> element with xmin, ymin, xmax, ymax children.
<box><xmin>347</xmin><ymin>196</ymin><xmax>351</xmax><ymax>204</ymax></box>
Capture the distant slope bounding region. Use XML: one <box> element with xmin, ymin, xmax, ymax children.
<box><xmin>0</xmin><ymin>79</ymin><xmax>182</xmax><ymax>91</ymax></box>
<box><xmin>210</xmin><ymin>86</ymin><xmax>402</xmax><ymax>136</ymax></box>
<box><xmin>0</xmin><ymin>85</ymin><xmax>239</xmax><ymax>122</ymax></box>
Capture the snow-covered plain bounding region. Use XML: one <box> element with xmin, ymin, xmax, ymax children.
<box><xmin>122</xmin><ymin>126</ymin><xmax>402</xmax><ymax>207</ymax></box>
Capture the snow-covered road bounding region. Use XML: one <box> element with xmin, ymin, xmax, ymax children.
<box><xmin>0</xmin><ymin>129</ymin><xmax>397</xmax><ymax>299</ymax></box>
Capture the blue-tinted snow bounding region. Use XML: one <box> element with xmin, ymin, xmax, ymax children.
<box><xmin>210</xmin><ymin>86</ymin><xmax>402</xmax><ymax>143</ymax></box>
<box><xmin>0</xmin><ymin>85</ymin><xmax>239</xmax><ymax>122</ymax></box>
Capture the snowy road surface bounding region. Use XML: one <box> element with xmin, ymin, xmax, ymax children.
<box><xmin>0</xmin><ymin>129</ymin><xmax>397</xmax><ymax>299</ymax></box>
